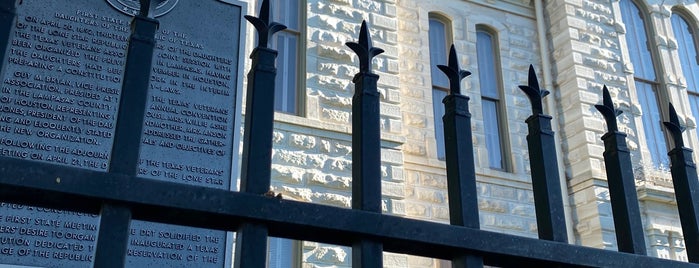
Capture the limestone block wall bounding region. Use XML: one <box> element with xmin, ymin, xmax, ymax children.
<box><xmin>544</xmin><ymin>0</ymin><xmax>624</xmax><ymax>250</ymax></box>
<box><xmin>236</xmin><ymin>0</ymin><xmax>699</xmax><ymax>266</ymax></box>
<box><xmin>545</xmin><ymin>0</ymin><xmax>699</xmax><ymax>260</ymax></box>
<box><xmin>397</xmin><ymin>0</ymin><xmax>542</xmax><ymax>238</ymax></box>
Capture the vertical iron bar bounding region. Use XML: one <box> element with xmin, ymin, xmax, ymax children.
<box><xmin>94</xmin><ymin>204</ymin><xmax>133</xmax><ymax>268</ymax></box>
<box><xmin>519</xmin><ymin>65</ymin><xmax>568</xmax><ymax>243</ymax></box>
<box><xmin>438</xmin><ymin>45</ymin><xmax>483</xmax><ymax>268</ymax></box>
<box><xmin>0</xmin><ymin>0</ymin><xmax>16</xmax><ymax>69</ymax></box>
<box><xmin>236</xmin><ymin>1</ymin><xmax>286</xmax><ymax>266</ymax></box>
<box><xmin>595</xmin><ymin>86</ymin><xmax>646</xmax><ymax>254</ymax></box>
<box><xmin>94</xmin><ymin>1</ymin><xmax>159</xmax><ymax>266</ymax></box>
<box><xmin>351</xmin><ymin>71</ymin><xmax>382</xmax><ymax>212</ymax></box>
<box><xmin>664</xmin><ymin>103</ymin><xmax>699</xmax><ymax>263</ymax></box>
<box><xmin>238</xmin><ymin>45</ymin><xmax>278</xmax><ymax>194</ymax></box>
<box><xmin>347</xmin><ymin>21</ymin><xmax>384</xmax><ymax>268</ymax></box>
<box><xmin>109</xmin><ymin>11</ymin><xmax>158</xmax><ymax>176</ymax></box>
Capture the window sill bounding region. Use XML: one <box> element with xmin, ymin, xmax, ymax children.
<box><xmin>272</xmin><ymin>112</ymin><xmax>406</xmax><ymax>146</ymax></box>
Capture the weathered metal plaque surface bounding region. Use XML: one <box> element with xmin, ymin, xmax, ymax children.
<box><xmin>0</xmin><ymin>0</ymin><xmax>243</xmax><ymax>267</ymax></box>
<box><xmin>127</xmin><ymin>0</ymin><xmax>241</xmax><ymax>266</ymax></box>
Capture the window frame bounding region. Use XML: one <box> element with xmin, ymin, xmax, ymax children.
<box><xmin>428</xmin><ymin>13</ymin><xmax>453</xmax><ymax>161</ymax></box>
<box><xmin>267</xmin><ymin>237</ymin><xmax>301</xmax><ymax>267</ymax></box>
<box><xmin>475</xmin><ymin>25</ymin><xmax>511</xmax><ymax>172</ymax></box>
<box><xmin>671</xmin><ymin>10</ymin><xmax>699</xmax><ymax>145</ymax></box>
<box><xmin>619</xmin><ymin>0</ymin><xmax>670</xmax><ymax>168</ymax></box>
<box><xmin>268</xmin><ymin>0</ymin><xmax>306</xmax><ymax>116</ymax></box>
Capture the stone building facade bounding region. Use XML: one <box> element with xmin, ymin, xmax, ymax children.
<box><xmin>236</xmin><ymin>0</ymin><xmax>699</xmax><ymax>266</ymax></box>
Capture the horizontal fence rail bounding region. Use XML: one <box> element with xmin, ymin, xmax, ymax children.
<box><xmin>0</xmin><ymin>156</ymin><xmax>695</xmax><ymax>268</ymax></box>
<box><xmin>2</xmin><ymin>0</ymin><xmax>699</xmax><ymax>267</ymax></box>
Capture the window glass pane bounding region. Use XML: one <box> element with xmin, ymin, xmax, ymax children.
<box><xmin>432</xmin><ymin>89</ymin><xmax>447</xmax><ymax>160</ymax></box>
<box><xmin>483</xmin><ymin>100</ymin><xmax>503</xmax><ymax>169</ymax></box>
<box><xmin>620</xmin><ymin>0</ymin><xmax>656</xmax><ymax>81</ymax></box>
<box><xmin>272</xmin><ymin>0</ymin><xmax>299</xmax><ymax>30</ymax></box>
<box><xmin>429</xmin><ymin>19</ymin><xmax>449</xmax><ymax>88</ymax></box>
<box><xmin>672</xmin><ymin>13</ymin><xmax>699</xmax><ymax>94</ymax></box>
<box><xmin>636</xmin><ymin>81</ymin><xmax>669</xmax><ymax>167</ymax></box>
<box><xmin>274</xmin><ymin>32</ymin><xmax>298</xmax><ymax>114</ymax></box>
<box><xmin>690</xmin><ymin>94</ymin><xmax>699</xmax><ymax>142</ymax></box>
<box><xmin>269</xmin><ymin>238</ymin><xmax>295</xmax><ymax>267</ymax></box>
<box><xmin>476</xmin><ymin>30</ymin><xmax>498</xmax><ymax>99</ymax></box>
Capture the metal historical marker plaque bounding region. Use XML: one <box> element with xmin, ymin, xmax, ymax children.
<box><xmin>0</xmin><ymin>0</ymin><xmax>245</xmax><ymax>267</ymax></box>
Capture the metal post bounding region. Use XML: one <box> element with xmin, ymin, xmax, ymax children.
<box><xmin>594</xmin><ymin>86</ymin><xmax>646</xmax><ymax>254</ymax></box>
<box><xmin>347</xmin><ymin>20</ymin><xmax>384</xmax><ymax>268</ymax></box>
<box><xmin>438</xmin><ymin>45</ymin><xmax>483</xmax><ymax>268</ymax></box>
<box><xmin>664</xmin><ymin>103</ymin><xmax>699</xmax><ymax>263</ymax></box>
<box><xmin>0</xmin><ymin>0</ymin><xmax>16</xmax><ymax>69</ymax></box>
<box><xmin>95</xmin><ymin>1</ymin><xmax>159</xmax><ymax>267</ymax></box>
<box><xmin>518</xmin><ymin>65</ymin><xmax>568</xmax><ymax>243</ymax></box>
<box><xmin>235</xmin><ymin>0</ymin><xmax>286</xmax><ymax>266</ymax></box>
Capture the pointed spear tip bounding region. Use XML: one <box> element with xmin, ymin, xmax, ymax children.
<box><xmin>448</xmin><ymin>45</ymin><xmax>459</xmax><ymax>70</ymax></box>
<box><xmin>259</xmin><ymin>0</ymin><xmax>271</xmax><ymax>24</ymax></box>
<box><xmin>139</xmin><ymin>0</ymin><xmax>152</xmax><ymax>16</ymax></box>
<box><xmin>527</xmin><ymin>65</ymin><xmax>539</xmax><ymax>88</ymax></box>
<box><xmin>602</xmin><ymin>85</ymin><xmax>613</xmax><ymax>107</ymax></box>
<box><xmin>669</xmin><ymin>102</ymin><xmax>679</xmax><ymax>124</ymax></box>
<box><xmin>359</xmin><ymin>20</ymin><xmax>371</xmax><ymax>47</ymax></box>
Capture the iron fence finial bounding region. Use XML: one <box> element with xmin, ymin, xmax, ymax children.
<box><xmin>346</xmin><ymin>20</ymin><xmax>384</xmax><ymax>74</ymax></box>
<box><xmin>664</xmin><ymin>102</ymin><xmax>686</xmax><ymax>149</ymax></box>
<box><xmin>595</xmin><ymin>85</ymin><xmax>623</xmax><ymax>132</ymax></box>
<box><xmin>437</xmin><ymin>44</ymin><xmax>471</xmax><ymax>96</ymax></box>
<box><xmin>139</xmin><ymin>0</ymin><xmax>154</xmax><ymax>17</ymax></box>
<box><xmin>519</xmin><ymin>65</ymin><xmax>549</xmax><ymax>115</ymax></box>
<box><xmin>245</xmin><ymin>0</ymin><xmax>287</xmax><ymax>49</ymax></box>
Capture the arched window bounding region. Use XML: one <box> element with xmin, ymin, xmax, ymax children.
<box><xmin>620</xmin><ymin>0</ymin><xmax>668</xmax><ymax>168</ymax></box>
<box><xmin>428</xmin><ymin>14</ymin><xmax>451</xmax><ymax>160</ymax></box>
<box><xmin>476</xmin><ymin>26</ymin><xmax>510</xmax><ymax>171</ymax></box>
<box><xmin>671</xmin><ymin>11</ymin><xmax>699</xmax><ymax>142</ymax></box>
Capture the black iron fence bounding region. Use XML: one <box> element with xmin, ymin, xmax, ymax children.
<box><xmin>1</xmin><ymin>0</ymin><xmax>699</xmax><ymax>267</ymax></box>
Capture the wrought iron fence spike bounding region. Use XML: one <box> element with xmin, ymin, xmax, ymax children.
<box><xmin>664</xmin><ymin>102</ymin><xmax>686</xmax><ymax>149</ymax></box>
<box><xmin>519</xmin><ymin>65</ymin><xmax>549</xmax><ymax>115</ymax></box>
<box><xmin>594</xmin><ymin>85</ymin><xmax>647</xmax><ymax>254</ymax></box>
<box><xmin>346</xmin><ymin>20</ymin><xmax>384</xmax><ymax>74</ymax></box>
<box><xmin>244</xmin><ymin>0</ymin><xmax>287</xmax><ymax>49</ymax></box>
<box><xmin>437</xmin><ymin>44</ymin><xmax>471</xmax><ymax>96</ymax></box>
<box><xmin>139</xmin><ymin>0</ymin><xmax>153</xmax><ymax>17</ymax></box>
<box><xmin>595</xmin><ymin>85</ymin><xmax>621</xmax><ymax>132</ymax></box>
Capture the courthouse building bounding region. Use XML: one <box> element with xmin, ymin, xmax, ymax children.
<box><xmin>234</xmin><ymin>0</ymin><xmax>699</xmax><ymax>266</ymax></box>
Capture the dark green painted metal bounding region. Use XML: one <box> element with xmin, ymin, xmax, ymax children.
<box><xmin>0</xmin><ymin>1</ymin><xmax>696</xmax><ymax>266</ymax></box>
<box><xmin>95</xmin><ymin>2</ymin><xmax>159</xmax><ymax>266</ymax></box>
<box><xmin>0</xmin><ymin>156</ymin><xmax>696</xmax><ymax>268</ymax></box>
<box><xmin>347</xmin><ymin>20</ymin><xmax>384</xmax><ymax>268</ymax></box>
<box><xmin>0</xmin><ymin>0</ymin><xmax>16</xmax><ymax>76</ymax></box>
<box><xmin>664</xmin><ymin>103</ymin><xmax>699</xmax><ymax>263</ymax></box>
<box><xmin>595</xmin><ymin>86</ymin><xmax>647</xmax><ymax>255</ymax></box>
<box><xmin>438</xmin><ymin>45</ymin><xmax>483</xmax><ymax>268</ymax></box>
<box><xmin>236</xmin><ymin>1</ymin><xmax>286</xmax><ymax>267</ymax></box>
<box><xmin>519</xmin><ymin>65</ymin><xmax>568</xmax><ymax>243</ymax></box>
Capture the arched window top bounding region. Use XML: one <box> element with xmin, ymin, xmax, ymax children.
<box><xmin>428</xmin><ymin>12</ymin><xmax>452</xmax><ymax>24</ymax></box>
<box><xmin>619</xmin><ymin>0</ymin><xmax>657</xmax><ymax>81</ymax></box>
<box><xmin>671</xmin><ymin>6</ymin><xmax>699</xmax><ymax>25</ymax></box>
<box><xmin>476</xmin><ymin>24</ymin><xmax>498</xmax><ymax>36</ymax></box>
<box><xmin>428</xmin><ymin>13</ymin><xmax>452</xmax><ymax>89</ymax></box>
<box><xmin>671</xmin><ymin>10</ymin><xmax>699</xmax><ymax>93</ymax></box>
<box><xmin>475</xmin><ymin>26</ymin><xmax>500</xmax><ymax>99</ymax></box>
